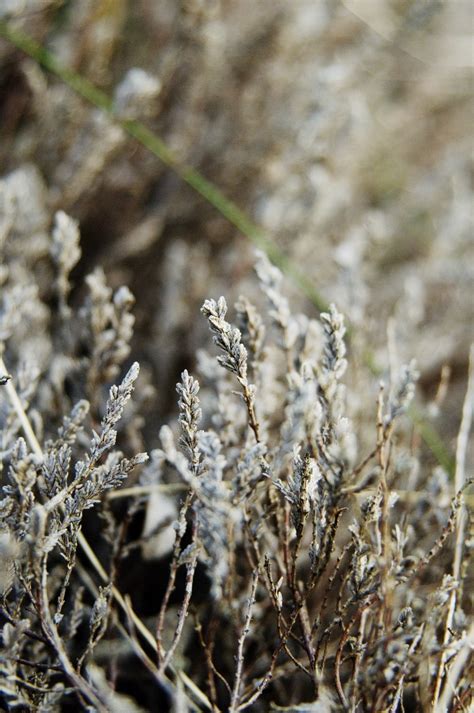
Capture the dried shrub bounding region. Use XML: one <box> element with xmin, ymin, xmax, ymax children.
<box><xmin>0</xmin><ymin>200</ymin><xmax>472</xmax><ymax>711</ymax></box>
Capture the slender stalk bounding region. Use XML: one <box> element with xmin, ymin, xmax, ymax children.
<box><xmin>0</xmin><ymin>358</ymin><xmax>43</xmax><ymax>460</ymax></box>
<box><xmin>237</xmin><ymin>599</ymin><xmax>309</xmax><ymax>711</ymax></box>
<box><xmin>436</xmin><ymin>621</ymin><xmax>474</xmax><ymax>713</ymax></box>
<box><xmin>156</xmin><ymin>491</ymin><xmax>194</xmax><ymax>663</ymax></box>
<box><xmin>229</xmin><ymin>569</ymin><xmax>259</xmax><ymax>713</ymax></box>
<box><xmin>432</xmin><ymin>345</ymin><xmax>474</xmax><ymax>711</ymax></box>
<box><xmin>335</xmin><ymin>598</ymin><xmax>377</xmax><ymax>712</ymax></box>
<box><xmin>389</xmin><ymin>676</ymin><xmax>404</xmax><ymax>713</ymax></box>
<box><xmin>350</xmin><ymin>608</ymin><xmax>368</xmax><ymax>712</ymax></box>
<box><xmin>376</xmin><ymin>386</ymin><xmax>395</xmax><ymax>631</ymax></box>
<box><xmin>159</xmin><ymin>555</ymin><xmax>198</xmax><ymax>675</ymax></box>
<box><xmin>37</xmin><ymin>558</ymin><xmax>108</xmax><ymax>711</ymax></box>
<box><xmin>0</xmin><ymin>355</ymin><xmax>212</xmax><ymax>711</ymax></box>
<box><xmin>106</xmin><ymin>482</ymin><xmax>187</xmax><ymax>499</ymax></box>
<box><xmin>194</xmin><ymin>612</ymin><xmax>229</xmax><ymax>711</ymax></box>
<box><xmin>158</xmin><ymin>512</ymin><xmax>199</xmax><ymax>674</ymax></box>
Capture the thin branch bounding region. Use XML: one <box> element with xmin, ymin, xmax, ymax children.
<box><xmin>350</xmin><ymin>608</ymin><xmax>368</xmax><ymax>712</ymax></box>
<box><xmin>436</xmin><ymin>622</ymin><xmax>474</xmax><ymax>713</ymax></box>
<box><xmin>335</xmin><ymin>596</ymin><xmax>377</xmax><ymax>712</ymax></box>
<box><xmin>432</xmin><ymin>345</ymin><xmax>474</xmax><ymax>711</ymax></box>
<box><xmin>37</xmin><ymin>557</ymin><xmax>108</xmax><ymax>711</ymax></box>
<box><xmin>194</xmin><ymin>611</ymin><xmax>229</xmax><ymax>710</ymax></box>
<box><xmin>229</xmin><ymin>569</ymin><xmax>259</xmax><ymax>713</ymax></box>
<box><xmin>106</xmin><ymin>482</ymin><xmax>188</xmax><ymax>499</ymax></box>
<box><xmin>0</xmin><ymin>357</ymin><xmax>43</xmax><ymax>460</ymax></box>
<box><xmin>0</xmin><ymin>355</ymin><xmax>212</xmax><ymax>711</ymax></box>
<box><xmin>159</xmin><ymin>552</ymin><xmax>198</xmax><ymax>674</ymax></box>
<box><xmin>156</xmin><ymin>491</ymin><xmax>194</xmax><ymax>664</ymax></box>
<box><xmin>9</xmin><ymin>675</ymin><xmax>72</xmax><ymax>695</ymax></box>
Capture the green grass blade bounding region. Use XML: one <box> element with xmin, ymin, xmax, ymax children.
<box><xmin>0</xmin><ymin>20</ymin><xmax>327</xmax><ymax>312</ymax></box>
<box><xmin>0</xmin><ymin>19</ymin><xmax>455</xmax><ymax>475</ymax></box>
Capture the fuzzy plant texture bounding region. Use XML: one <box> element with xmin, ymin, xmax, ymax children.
<box><xmin>0</xmin><ymin>202</ymin><xmax>473</xmax><ymax>713</ymax></box>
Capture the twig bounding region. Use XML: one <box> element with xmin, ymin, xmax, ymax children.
<box><xmin>312</xmin><ymin>541</ymin><xmax>352</xmax><ymax>640</ymax></box>
<box><xmin>263</xmin><ymin>557</ymin><xmax>312</xmax><ymax>678</ymax></box>
<box><xmin>229</xmin><ymin>569</ymin><xmax>259</xmax><ymax>713</ymax></box>
<box><xmin>432</xmin><ymin>346</ymin><xmax>474</xmax><ymax>711</ymax></box>
<box><xmin>0</xmin><ymin>358</ymin><xmax>42</xmax><ymax>458</ymax></box>
<box><xmin>9</xmin><ymin>675</ymin><xmax>72</xmax><ymax>695</ymax></box>
<box><xmin>159</xmin><ymin>551</ymin><xmax>198</xmax><ymax>674</ymax></box>
<box><xmin>13</xmin><ymin>657</ymin><xmax>62</xmax><ymax>672</ymax></box>
<box><xmin>156</xmin><ymin>491</ymin><xmax>194</xmax><ymax>664</ymax></box>
<box><xmin>389</xmin><ymin>675</ymin><xmax>404</xmax><ymax>713</ymax></box>
<box><xmin>350</xmin><ymin>608</ymin><xmax>368</xmax><ymax>712</ymax></box>
<box><xmin>0</xmin><ymin>355</ymin><xmax>212</xmax><ymax>711</ymax></box>
<box><xmin>236</xmin><ymin>601</ymin><xmax>306</xmax><ymax>711</ymax></box>
<box><xmin>436</xmin><ymin>622</ymin><xmax>474</xmax><ymax>713</ymax></box>
<box><xmin>376</xmin><ymin>386</ymin><xmax>395</xmax><ymax>631</ymax></box>
<box><xmin>106</xmin><ymin>482</ymin><xmax>188</xmax><ymax>499</ymax></box>
<box><xmin>194</xmin><ymin>611</ymin><xmax>229</xmax><ymax>711</ymax></box>
<box><xmin>37</xmin><ymin>557</ymin><xmax>108</xmax><ymax>711</ymax></box>
<box><xmin>335</xmin><ymin>597</ymin><xmax>377</xmax><ymax>711</ymax></box>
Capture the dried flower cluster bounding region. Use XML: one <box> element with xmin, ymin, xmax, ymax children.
<box><xmin>0</xmin><ymin>199</ymin><xmax>472</xmax><ymax>712</ymax></box>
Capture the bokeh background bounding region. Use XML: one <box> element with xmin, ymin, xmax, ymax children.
<box><xmin>1</xmin><ymin>0</ymin><xmax>473</xmax><ymax>459</ymax></box>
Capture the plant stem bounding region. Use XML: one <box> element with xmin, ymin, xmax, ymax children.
<box><xmin>431</xmin><ymin>345</ymin><xmax>474</xmax><ymax>711</ymax></box>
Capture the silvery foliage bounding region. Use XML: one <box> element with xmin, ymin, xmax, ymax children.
<box><xmin>0</xmin><ymin>189</ymin><xmax>148</xmax><ymax>710</ymax></box>
<box><xmin>0</xmin><ymin>184</ymin><xmax>470</xmax><ymax>710</ymax></box>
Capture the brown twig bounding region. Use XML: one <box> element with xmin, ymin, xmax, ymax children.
<box><xmin>335</xmin><ymin>596</ymin><xmax>377</xmax><ymax>711</ymax></box>
<box><xmin>37</xmin><ymin>557</ymin><xmax>108</xmax><ymax>711</ymax></box>
<box><xmin>1</xmin><ymin>355</ymin><xmax>211</xmax><ymax>711</ymax></box>
<box><xmin>159</xmin><ymin>550</ymin><xmax>198</xmax><ymax>674</ymax></box>
<box><xmin>432</xmin><ymin>346</ymin><xmax>474</xmax><ymax>711</ymax></box>
<box><xmin>229</xmin><ymin>568</ymin><xmax>259</xmax><ymax>713</ymax></box>
<box><xmin>156</xmin><ymin>491</ymin><xmax>194</xmax><ymax>664</ymax></box>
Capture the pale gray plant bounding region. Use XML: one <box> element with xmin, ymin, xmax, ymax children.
<box><xmin>0</xmin><ymin>198</ymin><xmax>472</xmax><ymax>712</ymax></box>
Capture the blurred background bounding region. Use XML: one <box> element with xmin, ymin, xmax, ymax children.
<box><xmin>0</xmin><ymin>0</ymin><xmax>473</xmax><ymax>458</ymax></box>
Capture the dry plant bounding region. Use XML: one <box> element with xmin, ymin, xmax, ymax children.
<box><xmin>0</xmin><ymin>195</ymin><xmax>472</xmax><ymax>711</ymax></box>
